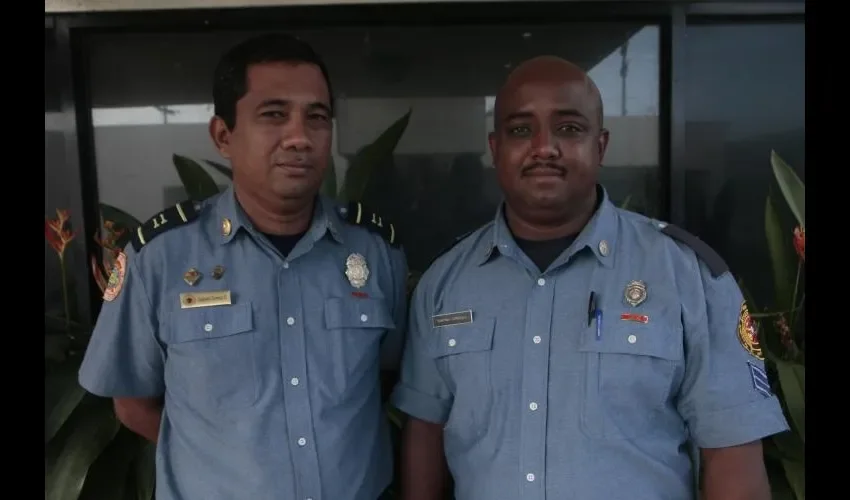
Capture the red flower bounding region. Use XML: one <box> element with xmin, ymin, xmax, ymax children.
<box><xmin>793</xmin><ymin>226</ymin><xmax>805</xmax><ymax>262</ymax></box>
<box><xmin>45</xmin><ymin>209</ymin><xmax>76</xmax><ymax>260</ymax></box>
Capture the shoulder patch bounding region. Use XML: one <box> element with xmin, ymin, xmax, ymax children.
<box><xmin>131</xmin><ymin>200</ymin><xmax>201</xmax><ymax>252</ymax></box>
<box><xmin>340</xmin><ymin>201</ymin><xmax>400</xmax><ymax>248</ymax></box>
<box><xmin>656</xmin><ymin>222</ymin><xmax>729</xmax><ymax>278</ymax></box>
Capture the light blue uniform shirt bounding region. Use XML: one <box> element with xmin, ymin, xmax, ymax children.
<box><xmin>79</xmin><ymin>187</ymin><xmax>408</xmax><ymax>500</ymax></box>
<box><xmin>391</xmin><ymin>186</ymin><xmax>788</xmax><ymax>500</ymax></box>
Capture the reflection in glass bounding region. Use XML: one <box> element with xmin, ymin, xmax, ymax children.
<box><xmin>682</xmin><ymin>22</ymin><xmax>804</xmax><ymax>306</ymax></box>
<box><xmin>88</xmin><ymin>24</ymin><xmax>660</xmax><ymax>271</ymax></box>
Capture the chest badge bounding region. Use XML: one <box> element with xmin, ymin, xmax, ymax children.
<box><xmin>624</xmin><ymin>280</ymin><xmax>647</xmax><ymax>307</ymax></box>
<box><xmin>211</xmin><ymin>265</ymin><xmax>225</xmax><ymax>280</ymax></box>
<box><xmin>184</xmin><ymin>267</ymin><xmax>201</xmax><ymax>286</ymax></box>
<box><xmin>345</xmin><ymin>253</ymin><xmax>369</xmax><ymax>288</ymax></box>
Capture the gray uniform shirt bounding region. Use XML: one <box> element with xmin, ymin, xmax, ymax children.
<box><xmin>391</xmin><ymin>186</ymin><xmax>788</xmax><ymax>500</ymax></box>
<box><xmin>79</xmin><ymin>187</ymin><xmax>408</xmax><ymax>500</ymax></box>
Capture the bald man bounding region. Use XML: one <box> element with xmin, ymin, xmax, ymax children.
<box><xmin>389</xmin><ymin>56</ymin><xmax>789</xmax><ymax>500</ymax></box>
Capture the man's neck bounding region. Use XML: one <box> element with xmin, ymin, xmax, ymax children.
<box><xmin>234</xmin><ymin>186</ymin><xmax>315</xmax><ymax>236</ymax></box>
<box><xmin>505</xmin><ymin>189</ymin><xmax>599</xmax><ymax>241</ymax></box>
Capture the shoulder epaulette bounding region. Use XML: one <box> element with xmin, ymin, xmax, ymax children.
<box><xmin>131</xmin><ymin>200</ymin><xmax>201</xmax><ymax>252</ymax></box>
<box><xmin>656</xmin><ymin>221</ymin><xmax>729</xmax><ymax>278</ymax></box>
<box><xmin>429</xmin><ymin>229</ymin><xmax>475</xmax><ymax>265</ymax></box>
<box><xmin>341</xmin><ymin>201</ymin><xmax>400</xmax><ymax>248</ymax></box>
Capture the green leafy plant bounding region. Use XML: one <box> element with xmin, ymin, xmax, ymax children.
<box><xmin>739</xmin><ymin>150</ymin><xmax>804</xmax><ymax>500</ymax></box>
<box><xmin>46</xmin><ymin>211</ymin><xmax>156</xmax><ymax>500</ymax></box>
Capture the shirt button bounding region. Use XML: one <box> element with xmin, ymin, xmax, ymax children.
<box><xmin>529</xmin><ymin>402</ymin><xmax>538</xmax><ymax>411</ymax></box>
<box><xmin>282</xmin><ymin>262</ymin><xmax>290</xmax><ymax>269</ymax></box>
<box><xmin>448</xmin><ymin>338</ymin><xmax>457</xmax><ymax>347</ymax></box>
<box><xmin>526</xmin><ymin>473</ymin><xmax>535</xmax><ymax>482</ymax></box>
<box><xmin>297</xmin><ymin>437</ymin><xmax>307</xmax><ymax>446</ymax></box>
<box><xmin>532</xmin><ymin>335</ymin><xmax>542</xmax><ymax>344</ymax></box>
<box><xmin>628</xmin><ymin>334</ymin><xmax>637</xmax><ymax>344</ymax></box>
<box><xmin>287</xmin><ymin>317</ymin><xmax>295</xmax><ymax>326</ymax></box>
<box><xmin>290</xmin><ymin>377</ymin><xmax>299</xmax><ymax>386</ymax></box>
<box><xmin>537</xmin><ymin>278</ymin><xmax>546</xmax><ymax>286</ymax></box>
<box><xmin>204</xmin><ymin>323</ymin><xmax>213</xmax><ymax>332</ymax></box>
<box><xmin>360</xmin><ymin>313</ymin><xmax>368</xmax><ymax>322</ymax></box>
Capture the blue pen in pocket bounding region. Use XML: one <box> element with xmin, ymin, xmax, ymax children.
<box><xmin>595</xmin><ymin>308</ymin><xmax>603</xmax><ymax>340</ymax></box>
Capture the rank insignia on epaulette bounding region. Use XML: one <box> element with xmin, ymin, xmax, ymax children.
<box><xmin>131</xmin><ymin>200</ymin><xmax>201</xmax><ymax>252</ymax></box>
<box><xmin>737</xmin><ymin>301</ymin><xmax>764</xmax><ymax>360</ymax></box>
<box><xmin>341</xmin><ymin>201</ymin><xmax>400</xmax><ymax>248</ymax></box>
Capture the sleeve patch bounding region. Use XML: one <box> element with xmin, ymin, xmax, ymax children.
<box><xmin>737</xmin><ymin>301</ymin><xmax>764</xmax><ymax>360</ymax></box>
<box><xmin>657</xmin><ymin>222</ymin><xmax>729</xmax><ymax>277</ymax></box>
<box><xmin>748</xmin><ymin>361</ymin><xmax>772</xmax><ymax>398</ymax></box>
<box><xmin>341</xmin><ymin>201</ymin><xmax>400</xmax><ymax>248</ymax></box>
<box><xmin>131</xmin><ymin>200</ymin><xmax>200</xmax><ymax>252</ymax></box>
<box><xmin>102</xmin><ymin>251</ymin><xmax>127</xmax><ymax>302</ymax></box>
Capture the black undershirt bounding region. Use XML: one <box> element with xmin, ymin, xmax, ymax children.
<box><xmin>260</xmin><ymin>230</ymin><xmax>307</xmax><ymax>258</ymax></box>
<box><xmin>515</xmin><ymin>234</ymin><xmax>578</xmax><ymax>273</ymax></box>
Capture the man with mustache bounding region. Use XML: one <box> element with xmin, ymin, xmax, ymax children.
<box><xmin>79</xmin><ymin>33</ymin><xmax>408</xmax><ymax>500</ymax></box>
<box><xmin>391</xmin><ymin>56</ymin><xmax>788</xmax><ymax>500</ymax></box>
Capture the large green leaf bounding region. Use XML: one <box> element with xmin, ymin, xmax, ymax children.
<box><xmin>775</xmin><ymin>360</ymin><xmax>805</xmax><ymax>443</ymax></box>
<box><xmin>99</xmin><ymin>204</ymin><xmax>142</xmax><ymax>231</ymax></box>
<box><xmin>342</xmin><ymin>109</ymin><xmax>411</xmax><ymax>203</ymax></box>
<box><xmin>77</xmin><ymin>427</ymin><xmax>140</xmax><ymax>500</ymax></box>
<box><xmin>173</xmin><ymin>154</ymin><xmax>221</xmax><ymax>201</ymax></box>
<box><xmin>765</xmin><ymin>194</ymin><xmax>794</xmax><ymax>311</ymax></box>
<box><xmin>770</xmin><ymin>150</ymin><xmax>805</xmax><ymax>230</ymax></box>
<box><xmin>203</xmin><ymin>159</ymin><xmax>234</xmax><ymax>180</ymax></box>
<box><xmin>45</xmin><ymin>357</ymin><xmax>86</xmax><ymax>444</ymax></box>
<box><xmin>131</xmin><ymin>441</ymin><xmax>156</xmax><ymax>500</ymax></box>
<box><xmin>780</xmin><ymin>457</ymin><xmax>805</xmax><ymax>500</ymax></box>
<box><xmin>46</xmin><ymin>396</ymin><xmax>122</xmax><ymax>500</ymax></box>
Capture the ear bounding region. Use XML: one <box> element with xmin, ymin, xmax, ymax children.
<box><xmin>488</xmin><ymin>131</ymin><xmax>498</xmax><ymax>161</ymax></box>
<box><xmin>209</xmin><ymin>115</ymin><xmax>233</xmax><ymax>160</ymax></box>
<box><xmin>596</xmin><ymin>128</ymin><xmax>610</xmax><ymax>164</ymax></box>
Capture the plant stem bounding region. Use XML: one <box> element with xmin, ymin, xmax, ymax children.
<box><xmin>789</xmin><ymin>260</ymin><xmax>802</xmax><ymax>326</ymax></box>
<box><xmin>59</xmin><ymin>256</ymin><xmax>71</xmax><ymax>336</ymax></box>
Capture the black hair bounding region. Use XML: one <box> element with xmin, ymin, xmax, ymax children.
<box><xmin>212</xmin><ymin>33</ymin><xmax>334</xmax><ymax>130</ymax></box>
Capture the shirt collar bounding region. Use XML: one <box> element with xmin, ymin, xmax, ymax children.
<box><xmin>478</xmin><ymin>184</ymin><xmax>619</xmax><ymax>269</ymax></box>
<box><xmin>214</xmin><ymin>186</ymin><xmax>344</xmax><ymax>246</ymax></box>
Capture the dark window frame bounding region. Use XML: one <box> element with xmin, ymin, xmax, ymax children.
<box><xmin>45</xmin><ymin>1</ymin><xmax>805</xmax><ymax>324</ymax></box>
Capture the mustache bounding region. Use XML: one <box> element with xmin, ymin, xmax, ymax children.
<box><xmin>521</xmin><ymin>162</ymin><xmax>566</xmax><ymax>175</ymax></box>
<box><xmin>274</xmin><ymin>155</ymin><xmax>311</xmax><ymax>166</ymax></box>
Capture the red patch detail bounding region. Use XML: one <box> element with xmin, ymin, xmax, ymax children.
<box><xmin>351</xmin><ymin>291</ymin><xmax>369</xmax><ymax>298</ymax></box>
<box><xmin>620</xmin><ymin>313</ymin><xmax>649</xmax><ymax>324</ymax></box>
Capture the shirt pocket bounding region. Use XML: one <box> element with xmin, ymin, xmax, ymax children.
<box><xmin>322</xmin><ymin>297</ymin><xmax>396</xmax><ymax>399</ymax></box>
<box><xmin>578</xmin><ymin>315</ymin><xmax>683</xmax><ymax>440</ymax></box>
<box><xmin>163</xmin><ymin>302</ymin><xmax>258</xmax><ymax>411</ymax></box>
<box><xmin>428</xmin><ymin>317</ymin><xmax>496</xmax><ymax>452</ymax></box>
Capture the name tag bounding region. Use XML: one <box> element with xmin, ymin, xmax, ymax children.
<box><xmin>432</xmin><ymin>310</ymin><xmax>473</xmax><ymax>328</ymax></box>
<box><xmin>180</xmin><ymin>291</ymin><xmax>232</xmax><ymax>309</ymax></box>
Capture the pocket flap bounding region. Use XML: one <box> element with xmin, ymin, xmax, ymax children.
<box><xmin>430</xmin><ymin>316</ymin><xmax>495</xmax><ymax>358</ymax></box>
<box><xmin>324</xmin><ymin>297</ymin><xmax>396</xmax><ymax>330</ymax></box>
<box><xmin>578</xmin><ymin>320</ymin><xmax>682</xmax><ymax>361</ymax></box>
<box><xmin>167</xmin><ymin>302</ymin><xmax>253</xmax><ymax>343</ymax></box>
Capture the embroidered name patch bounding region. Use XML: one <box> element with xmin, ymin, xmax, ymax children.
<box><xmin>432</xmin><ymin>310</ymin><xmax>473</xmax><ymax>328</ymax></box>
